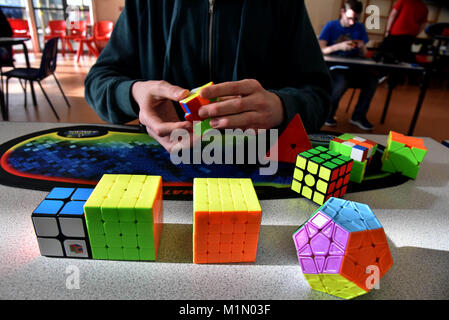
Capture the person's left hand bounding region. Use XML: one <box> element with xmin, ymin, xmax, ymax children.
<box><xmin>197</xmin><ymin>79</ymin><xmax>284</xmax><ymax>131</ymax></box>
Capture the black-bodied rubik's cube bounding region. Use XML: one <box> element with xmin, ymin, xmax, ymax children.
<box><xmin>31</xmin><ymin>187</ymin><xmax>93</xmax><ymax>258</ymax></box>
<box><xmin>291</xmin><ymin>146</ymin><xmax>353</xmax><ymax>205</ymax></box>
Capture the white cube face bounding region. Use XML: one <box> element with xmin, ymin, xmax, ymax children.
<box><xmin>352</xmin><ymin>137</ymin><xmax>366</xmax><ymax>142</ymax></box>
<box><xmin>37</xmin><ymin>238</ymin><xmax>64</xmax><ymax>257</ymax></box>
<box><xmin>59</xmin><ymin>217</ymin><xmax>85</xmax><ymax>238</ymax></box>
<box><xmin>64</xmin><ymin>240</ymin><xmax>89</xmax><ymax>258</ymax></box>
<box><xmin>350</xmin><ymin>147</ymin><xmax>364</xmax><ymax>162</ymax></box>
<box><xmin>33</xmin><ymin>217</ymin><xmax>59</xmax><ymax>237</ymax></box>
<box><xmin>342</xmin><ymin>141</ymin><xmax>355</xmax><ymax>148</ymax></box>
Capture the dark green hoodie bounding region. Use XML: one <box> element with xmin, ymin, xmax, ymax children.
<box><xmin>85</xmin><ymin>0</ymin><xmax>331</xmax><ymax>133</ymax></box>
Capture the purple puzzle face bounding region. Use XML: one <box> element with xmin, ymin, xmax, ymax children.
<box><xmin>293</xmin><ymin>211</ymin><xmax>349</xmax><ymax>274</ymax></box>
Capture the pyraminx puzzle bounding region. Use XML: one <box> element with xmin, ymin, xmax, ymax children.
<box><xmin>193</xmin><ymin>178</ymin><xmax>262</xmax><ymax>264</ymax></box>
<box><xmin>32</xmin><ymin>187</ymin><xmax>94</xmax><ymax>258</ymax></box>
<box><xmin>291</xmin><ymin>146</ymin><xmax>353</xmax><ymax>205</ymax></box>
<box><xmin>292</xmin><ymin>197</ymin><xmax>393</xmax><ymax>299</ymax></box>
<box><xmin>329</xmin><ymin>133</ymin><xmax>378</xmax><ymax>183</ymax></box>
<box><xmin>381</xmin><ymin>131</ymin><xmax>427</xmax><ymax>179</ymax></box>
<box><xmin>83</xmin><ymin>174</ymin><xmax>163</xmax><ymax>261</ymax></box>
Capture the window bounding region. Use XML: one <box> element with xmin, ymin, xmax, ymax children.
<box><xmin>0</xmin><ymin>0</ymin><xmax>27</xmax><ymax>19</ymax></box>
<box><xmin>32</xmin><ymin>0</ymin><xmax>91</xmax><ymax>49</ymax></box>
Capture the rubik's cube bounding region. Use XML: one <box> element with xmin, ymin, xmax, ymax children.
<box><xmin>292</xmin><ymin>197</ymin><xmax>393</xmax><ymax>299</ymax></box>
<box><xmin>193</xmin><ymin>178</ymin><xmax>262</xmax><ymax>264</ymax></box>
<box><xmin>330</xmin><ymin>134</ymin><xmax>378</xmax><ymax>183</ymax></box>
<box><xmin>32</xmin><ymin>187</ymin><xmax>94</xmax><ymax>258</ymax></box>
<box><xmin>84</xmin><ymin>174</ymin><xmax>163</xmax><ymax>261</ymax></box>
<box><xmin>291</xmin><ymin>146</ymin><xmax>353</xmax><ymax>205</ymax></box>
<box><xmin>179</xmin><ymin>82</ymin><xmax>216</xmax><ymax>122</ymax></box>
<box><xmin>381</xmin><ymin>131</ymin><xmax>427</xmax><ymax>179</ymax></box>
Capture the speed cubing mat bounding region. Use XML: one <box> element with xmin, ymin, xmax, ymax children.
<box><xmin>0</xmin><ymin>125</ymin><xmax>408</xmax><ymax>200</ymax></box>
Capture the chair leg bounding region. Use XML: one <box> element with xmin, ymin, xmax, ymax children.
<box><xmin>52</xmin><ymin>74</ymin><xmax>71</xmax><ymax>107</ymax></box>
<box><xmin>4</xmin><ymin>77</ymin><xmax>10</xmax><ymax>120</ymax></box>
<box><xmin>29</xmin><ymin>80</ymin><xmax>37</xmax><ymax>107</ymax></box>
<box><xmin>37</xmin><ymin>80</ymin><xmax>60</xmax><ymax>120</ymax></box>
<box><xmin>346</xmin><ymin>88</ymin><xmax>357</xmax><ymax>113</ymax></box>
<box><xmin>23</xmin><ymin>80</ymin><xmax>27</xmax><ymax>109</ymax></box>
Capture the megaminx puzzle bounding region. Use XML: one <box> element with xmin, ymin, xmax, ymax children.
<box><xmin>292</xmin><ymin>197</ymin><xmax>393</xmax><ymax>299</ymax></box>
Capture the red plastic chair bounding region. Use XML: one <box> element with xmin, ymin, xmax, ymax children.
<box><xmin>93</xmin><ymin>21</ymin><xmax>114</xmax><ymax>52</ymax></box>
<box><xmin>44</xmin><ymin>20</ymin><xmax>70</xmax><ymax>57</ymax></box>
<box><xmin>7</xmin><ymin>18</ymin><xmax>31</xmax><ymax>39</ymax></box>
<box><xmin>65</xmin><ymin>20</ymin><xmax>99</xmax><ymax>62</ymax></box>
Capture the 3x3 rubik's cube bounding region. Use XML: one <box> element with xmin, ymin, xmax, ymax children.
<box><xmin>179</xmin><ymin>82</ymin><xmax>217</xmax><ymax>136</ymax></box>
<box><xmin>329</xmin><ymin>134</ymin><xmax>378</xmax><ymax>183</ymax></box>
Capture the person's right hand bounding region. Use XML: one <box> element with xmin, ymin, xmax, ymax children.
<box><xmin>336</xmin><ymin>40</ymin><xmax>356</xmax><ymax>52</ymax></box>
<box><xmin>131</xmin><ymin>80</ymin><xmax>193</xmax><ymax>152</ymax></box>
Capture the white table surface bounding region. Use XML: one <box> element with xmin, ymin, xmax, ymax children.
<box><xmin>1</xmin><ymin>121</ymin><xmax>448</xmax><ymax>300</ymax></box>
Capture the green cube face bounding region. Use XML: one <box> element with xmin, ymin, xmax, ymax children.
<box><xmin>84</xmin><ymin>174</ymin><xmax>163</xmax><ymax>261</ymax></box>
<box><xmin>291</xmin><ymin>147</ymin><xmax>353</xmax><ymax>205</ymax></box>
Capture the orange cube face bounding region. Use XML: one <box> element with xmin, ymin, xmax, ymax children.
<box><xmin>193</xmin><ymin>178</ymin><xmax>262</xmax><ymax>264</ymax></box>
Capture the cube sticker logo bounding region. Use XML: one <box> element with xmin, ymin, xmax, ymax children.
<box><xmin>193</xmin><ymin>178</ymin><xmax>262</xmax><ymax>264</ymax></box>
<box><xmin>330</xmin><ymin>134</ymin><xmax>378</xmax><ymax>183</ymax></box>
<box><xmin>32</xmin><ymin>187</ymin><xmax>94</xmax><ymax>258</ymax></box>
<box><xmin>292</xmin><ymin>197</ymin><xmax>393</xmax><ymax>299</ymax></box>
<box><xmin>83</xmin><ymin>174</ymin><xmax>163</xmax><ymax>261</ymax></box>
<box><xmin>291</xmin><ymin>146</ymin><xmax>353</xmax><ymax>205</ymax></box>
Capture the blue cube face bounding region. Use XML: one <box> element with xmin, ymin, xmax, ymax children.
<box><xmin>46</xmin><ymin>188</ymin><xmax>75</xmax><ymax>200</ymax></box>
<box><xmin>60</xmin><ymin>201</ymin><xmax>85</xmax><ymax>215</ymax></box>
<box><xmin>33</xmin><ymin>200</ymin><xmax>64</xmax><ymax>215</ymax></box>
<box><xmin>71</xmin><ymin>188</ymin><xmax>94</xmax><ymax>201</ymax></box>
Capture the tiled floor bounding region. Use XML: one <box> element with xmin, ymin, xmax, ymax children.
<box><xmin>2</xmin><ymin>52</ymin><xmax>449</xmax><ymax>142</ymax></box>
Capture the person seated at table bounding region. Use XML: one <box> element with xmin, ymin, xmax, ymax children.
<box><xmin>319</xmin><ymin>0</ymin><xmax>377</xmax><ymax>131</ymax></box>
<box><xmin>84</xmin><ymin>0</ymin><xmax>331</xmax><ymax>152</ymax></box>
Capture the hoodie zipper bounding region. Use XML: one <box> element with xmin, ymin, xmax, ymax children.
<box><xmin>208</xmin><ymin>0</ymin><xmax>215</xmax><ymax>80</ymax></box>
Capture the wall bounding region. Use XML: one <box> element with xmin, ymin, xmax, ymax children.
<box><xmin>91</xmin><ymin>0</ymin><xmax>124</xmax><ymax>23</ymax></box>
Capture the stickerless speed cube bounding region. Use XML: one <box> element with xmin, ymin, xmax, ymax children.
<box><xmin>84</xmin><ymin>174</ymin><xmax>163</xmax><ymax>261</ymax></box>
<box><xmin>293</xmin><ymin>197</ymin><xmax>393</xmax><ymax>299</ymax></box>
<box><xmin>32</xmin><ymin>187</ymin><xmax>94</xmax><ymax>258</ymax></box>
<box><xmin>193</xmin><ymin>178</ymin><xmax>262</xmax><ymax>264</ymax></box>
<box><xmin>179</xmin><ymin>82</ymin><xmax>216</xmax><ymax>122</ymax></box>
<box><xmin>381</xmin><ymin>131</ymin><xmax>427</xmax><ymax>179</ymax></box>
<box><xmin>330</xmin><ymin>134</ymin><xmax>378</xmax><ymax>183</ymax></box>
<box><xmin>291</xmin><ymin>146</ymin><xmax>353</xmax><ymax>205</ymax></box>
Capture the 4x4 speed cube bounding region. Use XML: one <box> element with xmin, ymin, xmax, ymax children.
<box><xmin>32</xmin><ymin>187</ymin><xmax>94</xmax><ymax>258</ymax></box>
